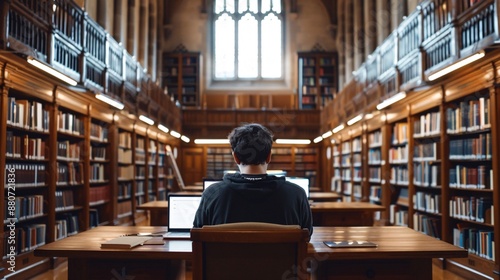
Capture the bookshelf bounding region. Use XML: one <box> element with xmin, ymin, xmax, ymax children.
<box><xmin>444</xmin><ymin>89</ymin><xmax>495</xmax><ymax>266</ymax></box>
<box><xmin>162</xmin><ymin>51</ymin><xmax>201</xmax><ymax>107</ymax></box>
<box><xmin>202</xmin><ymin>146</ymin><xmax>319</xmax><ymax>188</ymax></box>
<box><xmin>340</xmin><ymin>137</ymin><xmax>353</xmax><ymax>202</ymax></box>
<box><xmin>206</xmin><ymin>147</ymin><xmax>234</xmax><ymax>179</ymax></box>
<box><xmin>88</xmin><ymin>117</ymin><xmax>111</xmax><ymax>228</ymax></box>
<box><xmin>411</xmin><ymin>107</ymin><xmax>442</xmax><ymax>239</ymax></box>
<box><xmin>297</xmin><ymin>52</ymin><xmax>338</xmax><ymax>109</ymax></box>
<box><xmin>367</xmin><ymin>127</ymin><xmax>384</xmax><ymax>223</ymax></box>
<box><xmin>331</xmin><ymin>142</ymin><xmax>342</xmax><ymax>194</ymax></box>
<box><xmin>116</xmin><ymin>127</ymin><xmax>134</xmax><ymax>224</ymax></box>
<box><xmin>388</xmin><ymin>119</ymin><xmax>410</xmax><ymax>227</ymax></box>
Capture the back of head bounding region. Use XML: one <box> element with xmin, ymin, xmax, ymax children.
<box><xmin>228</xmin><ymin>123</ymin><xmax>273</xmax><ymax>165</ymax></box>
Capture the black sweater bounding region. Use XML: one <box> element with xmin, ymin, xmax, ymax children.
<box><xmin>193</xmin><ymin>173</ymin><xmax>313</xmax><ymax>236</ymax></box>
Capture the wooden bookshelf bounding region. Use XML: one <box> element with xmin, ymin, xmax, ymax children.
<box><xmin>162</xmin><ymin>51</ymin><xmax>201</xmax><ymax>107</ymax></box>
<box><xmin>297</xmin><ymin>52</ymin><xmax>338</xmax><ymax>109</ymax></box>
<box><xmin>0</xmin><ymin>64</ymin><xmax>180</xmax><ymax>279</ymax></box>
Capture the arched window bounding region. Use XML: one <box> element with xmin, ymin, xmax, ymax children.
<box><xmin>212</xmin><ymin>0</ymin><xmax>283</xmax><ymax>81</ymax></box>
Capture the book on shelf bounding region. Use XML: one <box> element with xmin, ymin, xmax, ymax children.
<box><xmin>100</xmin><ymin>236</ymin><xmax>153</xmax><ymax>249</ymax></box>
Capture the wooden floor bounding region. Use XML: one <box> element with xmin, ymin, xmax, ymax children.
<box><xmin>24</xmin><ymin>261</ymin><xmax>469</xmax><ymax>280</ymax></box>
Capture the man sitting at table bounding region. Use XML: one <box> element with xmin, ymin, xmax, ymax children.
<box><xmin>193</xmin><ymin>123</ymin><xmax>313</xmax><ymax>236</ymax></box>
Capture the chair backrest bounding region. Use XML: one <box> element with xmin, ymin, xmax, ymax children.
<box><xmin>190</xmin><ymin>222</ymin><xmax>310</xmax><ymax>280</ymax></box>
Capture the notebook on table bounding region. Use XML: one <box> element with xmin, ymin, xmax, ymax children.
<box><xmin>163</xmin><ymin>194</ymin><xmax>202</xmax><ymax>239</ymax></box>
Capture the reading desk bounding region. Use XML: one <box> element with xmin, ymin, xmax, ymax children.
<box><xmin>138</xmin><ymin>195</ymin><xmax>356</xmax><ymax>227</ymax></box>
<box><xmin>308</xmin><ymin>192</ymin><xmax>342</xmax><ymax>202</ymax></box>
<box><xmin>34</xmin><ymin>226</ymin><xmax>467</xmax><ymax>280</ymax></box>
<box><xmin>310</xmin><ymin>201</ymin><xmax>385</xmax><ymax>226</ymax></box>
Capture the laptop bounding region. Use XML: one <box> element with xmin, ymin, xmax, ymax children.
<box><xmin>285</xmin><ymin>177</ymin><xmax>310</xmax><ymax>198</ymax></box>
<box><xmin>203</xmin><ymin>178</ymin><xmax>223</xmax><ymax>191</ymax></box>
<box><xmin>163</xmin><ymin>194</ymin><xmax>202</xmax><ymax>239</ymax></box>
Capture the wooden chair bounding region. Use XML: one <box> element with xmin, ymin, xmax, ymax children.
<box><xmin>190</xmin><ymin>222</ymin><xmax>310</xmax><ymax>280</ymax></box>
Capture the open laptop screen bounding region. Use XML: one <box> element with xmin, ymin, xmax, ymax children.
<box><xmin>203</xmin><ymin>178</ymin><xmax>223</xmax><ymax>191</ymax></box>
<box><xmin>285</xmin><ymin>177</ymin><xmax>310</xmax><ymax>198</ymax></box>
<box><xmin>168</xmin><ymin>195</ymin><xmax>202</xmax><ymax>231</ymax></box>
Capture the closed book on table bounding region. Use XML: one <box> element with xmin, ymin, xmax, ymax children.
<box><xmin>100</xmin><ymin>236</ymin><xmax>152</xmax><ymax>249</ymax></box>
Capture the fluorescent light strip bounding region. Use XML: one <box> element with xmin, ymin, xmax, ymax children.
<box><xmin>313</xmin><ymin>136</ymin><xmax>323</xmax><ymax>143</ymax></box>
<box><xmin>95</xmin><ymin>93</ymin><xmax>124</xmax><ymax>110</ymax></box>
<box><xmin>194</xmin><ymin>139</ymin><xmax>230</xmax><ymax>144</ymax></box>
<box><xmin>376</xmin><ymin>91</ymin><xmax>407</xmax><ymax>110</ymax></box>
<box><xmin>322</xmin><ymin>131</ymin><xmax>333</xmax><ymax>138</ymax></box>
<box><xmin>347</xmin><ymin>114</ymin><xmax>363</xmax><ymax>126</ymax></box>
<box><xmin>27</xmin><ymin>56</ymin><xmax>78</xmax><ymax>86</ymax></box>
<box><xmin>170</xmin><ymin>130</ymin><xmax>181</xmax><ymax>138</ymax></box>
<box><xmin>332</xmin><ymin>124</ymin><xmax>345</xmax><ymax>134</ymax></box>
<box><xmin>138</xmin><ymin>115</ymin><xmax>154</xmax><ymax>125</ymax></box>
<box><xmin>428</xmin><ymin>51</ymin><xmax>485</xmax><ymax>81</ymax></box>
<box><xmin>275</xmin><ymin>139</ymin><xmax>311</xmax><ymax>145</ymax></box>
<box><xmin>158</xmin><ymin>124</ymin><xmax>169</xmax><ymax>133</ymax></box>
<box><xmin>181</xmin><ymin>135</ymin><xmax>190</xmax><ymax>143</ymax></box>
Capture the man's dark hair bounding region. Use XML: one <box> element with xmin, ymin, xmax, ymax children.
<box><xmin>228</xmin><ymin>123</ymin><xmax>274</xmax><ymax>165</ymax></box>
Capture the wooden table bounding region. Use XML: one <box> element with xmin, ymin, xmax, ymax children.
<box><xmin>136</xmin><ymin>201</ymin><xmax>169</xmax><ymax>226</ymax></box>
<box><xmin>309</xmin><ymin>192</ymin><xmax>342</xmax><ymax>202</ymax></box>
<box><xmin>310</xmin><ymin>202</ymin><xmax>385</xmax><ymax>226</ymax></box>
<box><xmin>34</xmin><ymin>226</ymin><xmax>467</xmax><ymax>280</ymax></box>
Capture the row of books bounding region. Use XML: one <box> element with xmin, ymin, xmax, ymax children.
<box><xmin>89</xmin><ymin>209</ymin><xmax>100</xmax><ymax>228</ymax></box>
<box><xmin>90</xmin><ymin>163</ymin><xmax>107</xmax><ymax>182</ymax></box>
<box><xmin>368</xmin><ymin>131</ymin><xmax>382</xmax><ymax>147</ymax></box>
<box><xmin>389</xmin><ymin>204</ymin><xmax>409</xmax><ymax>226</ymax></box>
<box><xmin>449</xmin><ymin>134</ymin><xmax>492</xmax><ymax>160</ymax></box>
<box><xmin>3</xmin><ymin>195</ymin><xmax>44</xmax><ymax>222</ymax></box>
<box><xmin>449</xmin><ymin>166</ymin><xmax>493</xmax><ymax>190</ymax></box>
<box><xmin>3</xmin><ymin>224</ymin><xmax>46</xmax><ymax>257</ymax></box>
<box><xmin>368</xmin><ymin>149</ymin><xmax>382</xmax><ymax>164</ymax></box>
<box><xmin>6</xmin><ymin>133</ymin><xmax>46</xmax><ymax>160</ymax></box>
<box><xmin>413</xmin><ymin>142</ymin><xmax>439</xmax><ymax>161</ymax></box>
<box><xmin>118</xmin><ymin>182</ymin><xmax>132</xmax><ymax>199</ymax></box>
<box><xmin>369</xmin><ymin>186</ymin><xmax>382</xmax><ymax>202</ymax></box>
<box><xmin>118</xmin><ymin>165</ymin><xmax>135</xmax><ymax>180</ymax></box>
<box><xmin>55</xmin><ymin>190</ymin><xmax>75</xmax><ymax>211</ymax></box>
<box><xmin>135</xmin><ymin>150</ymin><xmax>146</xmax><ymax>163</ymax></box>
<box><xmin>118</xmin><ymin>148</ymin><xmax>133</xmax><ymax>164</ymax></box>
<box><xmin>352</xmin><ymin>138</ymin><xmax>362</xmax><ymax>152</ymax></box>
<box><xmin>56</xmin><ymin>162</ymin><xmax>83</xmax><ymax>185</ymax></box>
<box><xmin>413</xmin><ymin>192</ymin><xmax>441</xmax><ymax>214</ymax></box>
<box><xmin>90</xmin><ymin>146</ymin><xmax>106</xmax><ymax>161</ymax></box>
<box><xmin>389</xmin><ymin>145</ymin><xmax>408</xmax><ymax>163</ymax></box>
<box><xmin>55</xmin><ymin>214</ymin><xmax>79</xmax><ymax>240</ymax></box>
<box><xmin>6</xmin><ymin>98</ymin><xmax>49</xmax><ymax>132</ymax></box>
<box><xmin>57</xmin><ymin>141</ymin><xmax>81</xmax><ymax>161</ymax></box>
<box><xmin>453</xmin><ymin>226</ymin><xmax>495</xmax><ymax>260</ymax></box>
<box><xmin>413</xmin><ymin>162</ymin><xmax>440</xmax><ymax>187</ymax></box>
<box><xmin>368</xmin><ymin>167</ymin><xmax>381</xmax><ymax>182</ymax></box>
<box><xmin>449</xmin><ymin>196</ymin><xmax>493</xmax><ymax>224</ymax></box>
<box><xmin>118</xmin><ymin>132</ymin><xmax>132</xmax><ymax>148</ymax></box>
<box><xmin>413</xmin><ymin>213</ymin><xmax>441</xmax><ymax>239</ymax></box>
<box><xmin>446</xmin><ymin>97</ymin><xmax>490</xmax><ymax>133</ymax></box>
<box><xmin>90</xmin><ymin>185</ymin><xmax>111</xmax><ymax>204</ymax></box>
<box><xmin>390</xmin><ymin>166</ymin><xmax>409</xmax><ymax>185</ymax></box>
<box><xmin>117</xmin><ymin>201</ymin><xmax>132</xmax><ymax>216</ymax></box>
<box><xmin>318</xmin><ymin>77</ymin><xmax>334</xmax><ymax>85</ymax></box>
<box><xmin>136</xmin><ymin>137</ymin><xmax>145</xmax><ymax>150</ymax></box>
<box><xmin>57</xmin><ymin>111</ymin><xmax>84</xmax><ymax>135</ymax></box>
<box><xmin>5</xmin><ymin>163</ymin><xmax>46</xmax><ymax>187</ymax></box>
<box><xmin>90</xmin><ymin>122</ymin><xmax>108</xmax><ymax>142</ymax></box>
<box><xmin>391</xmin><ymin>123</ymin><xmax>408</xmax><ymax>145</ymax></box>
<box><xmin>413</xmin><ymin>111</ymin><xmax>441</xmax><ymax>137</ymax></box>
